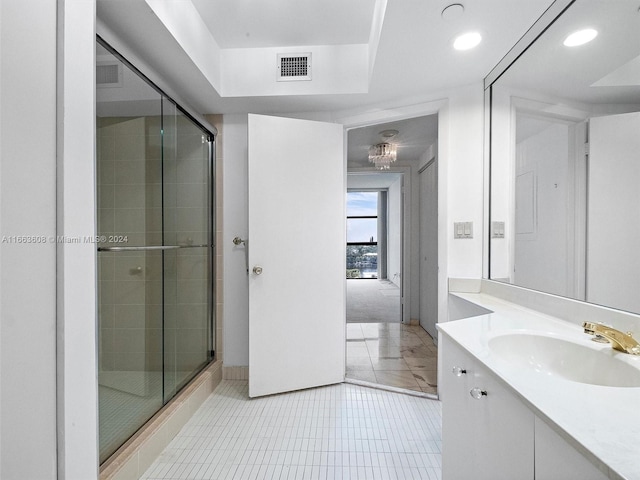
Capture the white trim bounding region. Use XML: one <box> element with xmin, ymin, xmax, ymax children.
<box><xmin>57</xmin><ymin>1</ymin><xmax>99</xmax><ymax>478</ymax></box>
<box><xmin>339</xmin><ymin>98</ymin><xmax>449</xmax><ymax>327</ymax></box>
<box><xmin>347</xmin><ymin>168</ymin><xmax>411</xmax><ymax>324</ymax></box>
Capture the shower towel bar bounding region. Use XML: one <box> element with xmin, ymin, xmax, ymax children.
<box><xmin>97</xmin><ymin>244</ymin><xmax>209</xmax><ymax>252</ymax></box>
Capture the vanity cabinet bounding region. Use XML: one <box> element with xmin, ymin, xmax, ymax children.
<box><xmin>441</xmin><ymin>334</ymin><xmax>608</xmax><ymax>480</ymax></box>
<box><xmin>534</xmin><ymin>417</ymin><xmax>608</xmax><ymax>480</ymax></box>
<box><xmin>441</xmin><ymin>335</ymin><xmax>534</xmax><ymax>479</ymax></box>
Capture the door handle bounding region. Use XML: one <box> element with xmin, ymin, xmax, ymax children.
<box><xmin>253</xmin><ymin>266</ymin><xmax>263</xmax><ymax>275</ymax></box>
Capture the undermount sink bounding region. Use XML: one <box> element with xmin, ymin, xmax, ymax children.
<box><xmin>488</xmin><ymin>332</ymin><xmax>640</xmax><ymax>387</ymax></box>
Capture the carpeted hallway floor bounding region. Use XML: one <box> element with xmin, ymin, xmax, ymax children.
<box><xmin>346</xmin><ymin>279</ymin><xmax>400</xmax><ymax>323</ymax></box>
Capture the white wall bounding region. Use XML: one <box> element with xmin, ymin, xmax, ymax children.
<box><xmin>588</xmin><ymin>112</ymin><xmax>640</xmax><ymax>314</ymax></box>
<box><xmin>387</xmin><ymin>176</ymin><xmax>402</xmax><ymax>287</ymax></box>
<box><xmin>221</xmin><ymin>44</ymin><xmax>368</xmax><ymax>97</ymax></box>
<box><xmin>514</xmin><ymin>122</ymin><xmax>570</xmax><ymax>297</ymax></box>
<box><xmin>222</xmin><ymin>84</ymin><xmax>486</xmax><ymax>364</ymax></box>
<box><xmin>57</xmin><ymin>1</ymin><xmax>100</xmax><ymax>477</ymax></box>
<box><xmin>222</xmin><ymin>114</ymin><xmax>250</xmax><ymax>366</ymax></box>
<box><xmin>0</xmin><ymin>0</ymin><xmax>58</xmax><ymax>477</ymax></box>
<box><xmin>445</xmin><ymin>84</ymin><xmax>484</xmax><ymax>281</ymax></box>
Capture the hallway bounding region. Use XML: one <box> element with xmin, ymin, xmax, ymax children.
<box><xmin>346</xmin><ymin>280</ymin><xmax>401</xmax><ymax>324</ymax></box>
<box><xmin>345</xmin><ymin>323</ymin><xmax>438</xmax><ymax>395</ymax></box>
<box><xmin>141</xmin><ymin>381</ymin><xmax>442</xmax><ymax>480</ymax></box>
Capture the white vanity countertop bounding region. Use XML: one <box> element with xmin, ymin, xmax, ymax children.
<box><xmin>439</xmin><ymin>292</ymin><xmax>640</xmax><ymax>480</ymax></box>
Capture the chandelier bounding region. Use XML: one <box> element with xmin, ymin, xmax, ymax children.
<box><xmin>368</xmin><ymin>142</ymin><xmax>397</xmax><ymax>170</ymax></box>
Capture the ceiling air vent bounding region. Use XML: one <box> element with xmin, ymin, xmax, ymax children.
<box><xmin>277</xmin><ymin>53</ymin><xmax>312</xmax><ymax>82</ymax></box>
<box><xmin>96</xmin><ymin>62</ymin><xmax>123</xmax><ymax>88</ymax></box>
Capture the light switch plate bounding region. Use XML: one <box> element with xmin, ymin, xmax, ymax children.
<box><xmin>454</xmin><ymin>222</ymin><xmax>473</xmax><ymax>239</ymax></box>
<box><xmin>492</xmin><ymin>221</ymin><xmax>505</xmax><ymax>238</ymax></box>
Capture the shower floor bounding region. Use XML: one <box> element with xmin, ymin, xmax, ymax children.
<box><xmin>99</xmin><ymin>370</ymin><xmax>193</xmax><ymax>462</ymax></box>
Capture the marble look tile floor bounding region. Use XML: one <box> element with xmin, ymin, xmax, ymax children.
<box><xmin>346</xmin><ymin>323</ymin><xmax>438</xmax><ymax>396</ymax></box>
<box><xmin>142</xmin><ymin>380</ymin><xmax>442</xmax><ymax>480</ymax></box>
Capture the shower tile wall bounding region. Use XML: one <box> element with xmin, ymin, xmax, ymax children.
<box><xmin>98</xmin><ymin>116</ymin><xmax>162</xmax><ymax>383</ymax></box>
<box><xmin>98</xmin><ymin>114</ymin><xmax>210</xmax><ymax>389</ymax></box>
<box><xmin>162</xmin><ymin>112</ymin><xmax>211</xmax><ymax>397</ymax></box>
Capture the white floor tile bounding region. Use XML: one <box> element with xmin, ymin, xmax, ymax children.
<box><xmin>140</xmin><ymin>380</ymin><xmax>441</xmax><ymax>480</ymax></box>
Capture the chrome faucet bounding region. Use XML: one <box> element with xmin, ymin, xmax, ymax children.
<box><xmin>583</xmin><ymin>322</ymin><xmax>640</xmax><ymax>355</ymax></box>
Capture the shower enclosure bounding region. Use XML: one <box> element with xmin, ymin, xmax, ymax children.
<box><xmin>96</xmin><ymin>38</ymin><xmax>215</xmax><ymax>462</ymax></box>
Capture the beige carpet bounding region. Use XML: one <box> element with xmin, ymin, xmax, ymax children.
<box><xmin>346</xmin><ymin>279</ymin><xmax>401</xmax><ymax>323</ymax></box>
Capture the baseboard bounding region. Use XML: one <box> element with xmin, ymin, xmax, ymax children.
<box><xmin>99</xmin><ymin>360</ymin><xmax>223</xmax><ymax>480</ymax></box>
<box><xmin>223</xmin><ymin>365</ymin><xmax>249</xmax><ymax>380</ymax></box>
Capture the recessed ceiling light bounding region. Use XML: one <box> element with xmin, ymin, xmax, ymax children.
<box><xmin>441</xmin><ymin>4</ymin><xmax>465</xmax><ymax>22</ymax></box>
<box><xmin>563</xmin><ymin>28</ymin><xmax>598</xmax><ymax>47</ymax></box>
<box><xmin>379</xmin><ymin>129</ymin><xmax>399</xmax><ymax>139</ymax></box>
<box><xmin>453</xmin><ymin>31</ymin><xmax>482</xmax><ymax>51</ymax></box>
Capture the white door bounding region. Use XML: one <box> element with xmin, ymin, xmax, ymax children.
<box><xmin>419</xmin><ymin>160</ymin><xmax>438</xmax><ymax>340</ymax></box>
<box><xmin>247</xmin><ymin>114</ymin><xmax>345</xmax><ymax>398</ymax></box>
<box><xmin>587</xmin><ymin>112</ymin><xmax>640</xmax><ymax>313</ymax></box>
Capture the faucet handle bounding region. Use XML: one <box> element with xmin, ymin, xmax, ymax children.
<box><xmin>583</xmin><ymin>321</ymin><xmax>613</xmax><ymax>334</ymax></box>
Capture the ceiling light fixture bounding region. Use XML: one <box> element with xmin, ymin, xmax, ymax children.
<box><xmin>379</xmin><ymin>129</ymin><xmax>399</xmax><ymax>139</ymax></box>
<box><xmin>453</xmin><ymin>31</ymin><xmax>482</xmax><ymax>51</ymax></box>
<box><xmin>441</xmin><ymin>3</ymin><xmax>465</xmax><ymax>22</ymax></box>
<box><xmin>563</xmin><ymin>28</ymin><xmax>598</xmax><ymax>47</ymax></box>
<box><xmin>368</xmin><ymin>143</ymin><xmax>397</xmax><ymax>170</ymax></box>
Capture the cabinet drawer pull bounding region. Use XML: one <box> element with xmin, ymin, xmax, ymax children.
<box><xmin>470</xmin><ymin>388</ymin><xmax>488</xmax><ymax>399</ymax></box>
<box><xmin>452</xmin><ymin>366</ymin><xmax>467</xmax><ymax>376</ymax></box>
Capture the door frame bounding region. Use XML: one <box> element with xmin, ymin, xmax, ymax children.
<box><xmin>418</xmin><ymin>158</ymin><xmax>438</xmax><ymax>340</ymax></box>
<box><xmin>340</xmin><ymin>99</ymin><xmax>447</xmax><ymax>327</ymax></box>
<box><xmin>347</xmin><ymin>170</ymin><xmax>410</xmax><ymax>323</ymax></box>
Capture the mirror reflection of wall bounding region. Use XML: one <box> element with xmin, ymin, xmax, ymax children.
<box><xmin>489</xmin><ymin>0</ymin><xmax>640</xmax><ymax>314</ymax></box>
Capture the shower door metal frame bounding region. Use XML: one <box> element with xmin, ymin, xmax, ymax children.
<box><xmin>96</xmin><ymin>35</ymin><xmax>217</xmax><ymax>463</ymax></box>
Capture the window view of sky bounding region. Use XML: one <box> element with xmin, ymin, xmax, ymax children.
<box><xmin>347</xmin><ymin>192</ymin><xmax>378</xmax><ymax>243</ymax></box>
<box><xmin>347</xmin><ymin>191</ymin><xmax>377</xmax><ymax>216</ymax></box>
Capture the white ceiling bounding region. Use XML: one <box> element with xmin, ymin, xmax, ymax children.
<box><xmin>497</xmin><ymin>0</ymin><xmax>640</xmax><ymax>106</ymax></box>
<box><xmin>191</xmin><ymin>0</ymin><xmax>375</xmax><ymax>49</ymax></box>
<box><xmin>96</xmin><ymin>0</ymin><xmax>555</xmax><ymax>115</ymax></box>
<box><xmin>347</xmin><ymin>115</ymin><xmax>438</xmax><ymax>168</ymax></box>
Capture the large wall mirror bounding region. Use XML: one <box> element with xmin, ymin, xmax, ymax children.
<box><xmin>488</xmin><ymin>0</ymin><xmax>640</xmax><ymax>314</ymax></box>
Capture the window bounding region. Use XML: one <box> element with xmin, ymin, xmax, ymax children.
<box><xmin>346</xmin><ymin>191</ymin><xmax>378</xmax><ymax>278</ymax></box>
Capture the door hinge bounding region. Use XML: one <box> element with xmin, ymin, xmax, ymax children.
<box><xmin>584</xmin><ymin>142</ymin><xmax>590</xmax><ymax>155</ymax></box>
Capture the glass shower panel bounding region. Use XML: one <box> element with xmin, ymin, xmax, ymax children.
<box><xmin>97</xmin><ymin>38</ymin><xmax>215</xmax><ymax>465</ymax></box>
<box><xmin>96</xmin><ymin>44</ymin><xmax>164</xmax><ymax>463</ymax></box>
<box><xmin>162</xmin><ymin>100</ymin><xmax>213</xmax><ymax>401</ymax></box>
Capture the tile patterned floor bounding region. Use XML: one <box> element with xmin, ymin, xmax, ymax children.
<box><xmin>142</xmin><ymin>380</ymin><xmax>442</xmax><ymax>480</ymax></box>
<box><xmin>345</xmin><ymin>323</ymin><xmax>438</xmax><ymax>395</ymax></box>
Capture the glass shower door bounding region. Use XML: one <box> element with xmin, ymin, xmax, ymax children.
<box><xmin>96</xmin><ymin>39</ymin><xmax>214</xmax><ymax>464</ymax></box>
<box><xmin>96</xmin><ymin>63</ymin><xmax>165</xmax><ymax>461</ymax></box>
<box><xmin>161</xmin><ymin>101</ymin><xmax>213</xmax><ymax>401</ymax></box>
